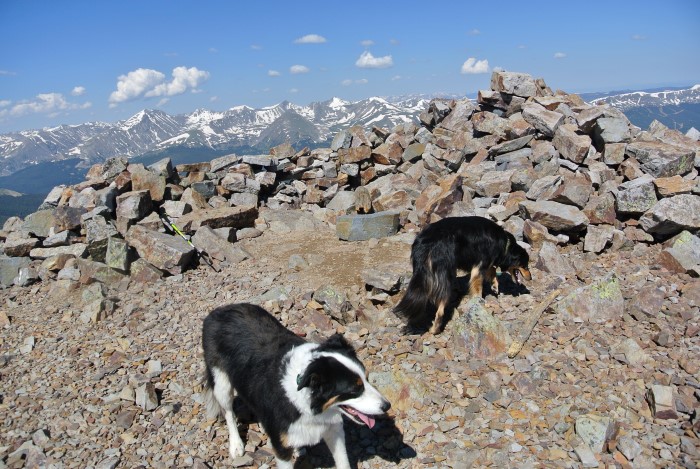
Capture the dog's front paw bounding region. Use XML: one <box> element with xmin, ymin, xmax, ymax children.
<box><xmin>229</xmin><ymin>439</ymin><xmax>245</xmax><ymax>458</ymax></box>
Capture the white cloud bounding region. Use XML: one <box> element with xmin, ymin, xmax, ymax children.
<box><xmin>251</xmin><ymin>44</ymin><xmax>263</xmax><ymax>50</ymax></box>
<box><xmin>517</xmin><ymin>44</ymin><xmax>527</xmax><ymax>49</ymax></box>
<box><xmin>71</xmin><ymin>86</ymin><xmax>86</xmax><ymax>96</ymax></box>
<box><xmin>9</xmin><ymin>93</ymin><xmax>91</xmax><ymax>117</ymax></box>
<box><xmin>0</xmin><ymin>100</ymin><xmax>11</xmax><ymax>108</ymax></box>
<box><xmin>109</xmin><ymin>66</ymin><xmax>209</xmax><ymax>105</ymax></box>
<box><xmin>289</xmin><ymin>88</ymin><xmax>299</xmax><ymax>93</ymax></box>
<box><xmin>469</xmin><ymin>29</ymin><xmax>481</xmax><ymax>35</ymax></box>
<box><xmin>268</xmin><ymin>70</ymin><xmax>281</xmax><ymax>77</ymax></box>
<box><xmin>460</xmin><ymin>57</ymin><xmax>489</xmax><ymax>74</ymax></box>
<box><xmin>361</xmin><ymin>39</ymin><xmax>374</xmax><ymax>47</ymax></box>
<box><xmin>290</xmin><ymin>65</ymin><xmax>310</xmax><ymax>74</ymax></box>
<box><xmin>391</xmin><ymin>75</ymin><xmax>402</xmax><ymax>81</ymax></box>
<box><xmin>210</xmin><ymin>96</ymin><xmax>218</xmax><ymax>102</ymax></box>
<box><xmin>554</xmin><ymin>52</ymin><xmax>567</xmax><ymax>59</ymax></box>
<box><xmin>390</xmin><ymin>39</ymin><xmax>400</xmax><ymax>45</ymax></box>
<box><xmin>109</xmin><ymin>68</ymin><xmax>166</xmax><ymax>104</ymax></box>
<box><xmin>355</xmin><ymin>51</ymin><xmax>393</xmax><ymax>69</ymax></box>
<box><xmin>209</xmin><ymin>47</ymin><xmax>218</xmax><ymax>53</ymax></box>
<box><xmin>145</xmin><ymin>66</ymin><xmax>210</xmax><ymax>98</ymax></box>
<box><xmin>341</xmin><ymin>78</ymin><xmax>368</xmax><ymax>86</ymax></box>
<box><xmin>632</xmin><ymin>34</ymin><xmax>647</xmax><ymax>41</ymax></box>
<box><xmin>294</xmin><ymin>34</ymin><xmax>327</xmax><ymax>44</ymax></box>
<box><xmin>0</xmin><ymin>70</ymin><xmax>17</xmax><ymax>76</ymax></box>
<box><xmin>157</xmin><ymin>98</ymin><xmax>169</xmax><ymax>106</ymax></box>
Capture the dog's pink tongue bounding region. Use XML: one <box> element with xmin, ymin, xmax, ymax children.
<box><xmin>347</xmin><ymin>408</ymin><xmax>375</xmax><ymax>428</ymax></box>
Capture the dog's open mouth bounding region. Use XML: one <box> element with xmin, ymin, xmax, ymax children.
<box><xmin>512</xmin><ymin>267</ymin><xmax>532</xmax><ymax>285</ymax></box>
<box><xmin>340</xmin><ymin>405</ymin><xmax>376</xmax><ymax>428</ymax></box>
<box><xmin>514</xmin><ymin>269</ymin><xmax>523</xmax><ymax>285</ymax></box>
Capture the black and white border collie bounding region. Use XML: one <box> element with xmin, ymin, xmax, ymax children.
<box><xmin>202</xmin><ymin>303</ymin><xmax>391</xmax><ymax>469</ymax></box>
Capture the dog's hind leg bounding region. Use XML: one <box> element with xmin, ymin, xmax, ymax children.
<box><xmin>323</xmin><ymin>423</ymin><xmax>351</xmax><ymax>469</ymax></box>
<box><xmin>429</xmin><ymin>300</ymin><xmax>447</xmax><ymax>335</ymax></box>
<box><xmin>211</xmin><ymin>368</ymin><xmax>245</xmax><ymax>459</ymax></box>
<box><xmin>486</xmin><ymin>265</ymin><xmax>499</xmax><ymax>295</ymax></box>
<box><xmin>468</xmin><ymin>264</ymin><xmax>484</xmax><ymax>297</ymax></box>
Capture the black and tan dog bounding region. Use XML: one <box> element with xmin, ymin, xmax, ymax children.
<box><xmin>394</xmin><ymin>216</ymin><xmax>531</xmax><ymax>334</ymax></box>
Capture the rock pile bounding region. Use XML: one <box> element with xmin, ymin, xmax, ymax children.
<box><xmin>2</xmin><ymin>71</ymin><xmax>699</xmax><ymax>291</ymax></box>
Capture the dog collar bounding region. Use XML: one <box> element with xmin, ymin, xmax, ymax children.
<box><xmin>296</xmin><ymin>374</ymin><xmax>302</xmax><ymax>386</ymax></box>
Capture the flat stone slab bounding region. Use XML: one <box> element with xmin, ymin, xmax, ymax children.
<box><xmin>176</xmin><ymin>206</ymin><xmax>258</xmax><ymax>232</ymax></box>
<box><xmin>336</xmin><ymin>211</ymin><xmax>400</xmax><ymax>241</ymax></box>
<box><xmin>519</xmin><ymin>200</ymin><xmax>589</xmax><ymax>232</ymax></box>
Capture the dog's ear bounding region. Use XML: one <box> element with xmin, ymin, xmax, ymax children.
<box><xmin>297</xmin><ymin>369</ymin><xmax>323</xmax><ymax>391</ymax></box>
<box><xmin>322</xmin><ymin>333</ymin><xmax>352</xmax><ymax>351</ymax></box>
<box><xmin>297</xmin><ymin>357</ymin><xmax>331</xmax><ymax>391</ymax></box>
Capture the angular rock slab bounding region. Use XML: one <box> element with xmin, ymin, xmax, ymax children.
<box><xmin>657</xmin><ymin>231</ymin><xmax>700</xmax><ymax>274</ymax></box>
<box><xmin>176</xmin><ymin>205</ymin><xmax>258</xmax><ymax>232</ymax></box>
<box><xmin>191</xmin><ymin>226</ymin><xmax>250</xmax><ymax>264</ymax></box>
<box><xmin>615</xmin><ymin>175</ymin><xmax>657</xmax><ymax>215</ymax></box>
<box><xmin>490</xmin><ymin>71</ymin><xmax>537</xmax><ymax>97</ymax></box>
<box><xmin>0</xmin><ymin>255</ymin><xmax>31</xmax><ymax>288</ymax></box>
<box><xmin>575</xmin><ymin>414</ymin><xmax>617</xmax><ymax>454</ymax></box>
<box><xmin>367</xmin><ymin>369</ymin><xmax>430</xmax><ymax>413</ymax></box>
<box><xmin>639</xmin><ymin>194</ymin><xmax>700</xmax><ymax>236</ymax></box>
<box><xmin>336</xmin><ymin>211</ymin><xmax>400</xmax><ymax>241</ymax></box>
<box><xmin>556</xmin><ymin>273</ymin><xmax>624</xmax><ymax>323</ymax></box>
<box><xmin>75</xmin><ymin>258</ymin><xmax>129</xmax><ymax>286</ymax></box>
<box><xmin>522</xmin><ymin>103</ymin><xmax>563</xmax><ymax>138</ymax></box>
<box><xmin>451</xmin><ymin>297</ymin><xmax>512</xmax><ymax>359</ymax></box>
<box><xmin>126</xmin><ymin>225</ymin><xmax>195</xmax><ymax>275</ymax></box>
<box><xmin>626</xmin><ymin>141</ymin><xmax>694</xmax><ymax>178</ymax></box>
<box><xmin>519</xmin><ymin>200</ymin><xmax>589</xmax><ymax>232</ymax></box>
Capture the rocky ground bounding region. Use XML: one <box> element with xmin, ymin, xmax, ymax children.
<box><xmin>1</xmin><ymin>207</ymin><xmax>699</xmax><ymax>469</ymax></box>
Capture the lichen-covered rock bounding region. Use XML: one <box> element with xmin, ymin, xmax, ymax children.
<box><xmin>556</xmin><ymin>274</ymin><xmax>624</xmax><ymax>323</ymax></box>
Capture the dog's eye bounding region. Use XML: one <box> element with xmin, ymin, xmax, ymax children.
<box><xmin>355</xmin><ymin>377</ymin><xmax>364</xmax><ymax>391</ymax></box>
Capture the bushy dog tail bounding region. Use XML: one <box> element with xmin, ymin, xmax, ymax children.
<box><xmin>394</xmin><ymin>240</ymin><xmax>455</xmax><ymax>333</ymax></box>
<box><xmin>202</xmin><ymin>366</ymin><xmax>222</xmax><ymax>420</ymax></box>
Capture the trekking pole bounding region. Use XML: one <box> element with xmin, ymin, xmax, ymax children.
<box><xmin>160</xmin><ymin>212</ymin><xmax>220</xmax><ymax>272</ymax></box>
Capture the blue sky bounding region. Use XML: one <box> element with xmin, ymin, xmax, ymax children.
<box><xmin>1</xmin><ymin>0</ymin><xmax>698</xmax><ymax>134</ymax></box>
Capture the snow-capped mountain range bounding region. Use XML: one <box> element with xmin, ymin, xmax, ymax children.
<box><xmin>0</xmin><ymin>96</ymin><xmax>430</xmax><ymax>177</ymax></box>
<box><xmin>1</xmin><ymin>84</ymin><xmax>699</xmax><ymax>178</ymax></box>
<box><xmin>583</xmin><ymin>84</ymin><xmax>700</xmax><ymax>110</ymax></box>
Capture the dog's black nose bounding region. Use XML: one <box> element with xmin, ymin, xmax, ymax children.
<box><xmin>381</xmin><ymin>400</ymin><xmax>391</xmax><ymax>412</ymax></box>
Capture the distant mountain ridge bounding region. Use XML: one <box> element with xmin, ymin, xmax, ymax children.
<box><xmin>582</xmin><ymin>84</ymin><xmax>700</xmax><ymax>110</ymax></box>
<box><xmin>1</xmin><ymin>84</ymin><xmax>699</xmax><ymax>181</ymax></box>
<box><xmin>0</xmin><ymin>96</ymin><xmax>431</xmax><ymax>178</ymax></box>
<box><xmin>581</xmin><ymin>85</ymin><xmax>700</xmax><ymax>132</ymax></box>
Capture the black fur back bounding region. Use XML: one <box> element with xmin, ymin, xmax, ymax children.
<box><xmin>202</xmin><ymin>303</ymin><xmax>305</xmax><ymax>429</ymax></box>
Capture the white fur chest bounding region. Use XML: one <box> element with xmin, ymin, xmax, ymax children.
<box><xmin>285</xmin><ymin>411</ymin><xmax>343</xmax><ymax>447</ymax></box>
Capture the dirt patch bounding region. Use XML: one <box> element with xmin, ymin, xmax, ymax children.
<box><xmin>240</xmin><ymin>224</ymin><xmax>413</xmax><ymax>292</ymax></box>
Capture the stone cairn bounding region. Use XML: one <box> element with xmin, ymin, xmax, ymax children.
<box><xmin>1</xmin><ymin>71</ymin><xmax>699</xmax><ymax>291</ymax></box>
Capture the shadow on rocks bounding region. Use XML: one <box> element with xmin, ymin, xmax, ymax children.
<box><xmin>296</xmin><ymin>415</ymin><xmax>416</xmax><ymax>469</ymax></box>
<box><xmin>229</xmin><ymin>399</ymin><xmax>416</xmax><ymax>468</ymax></box>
